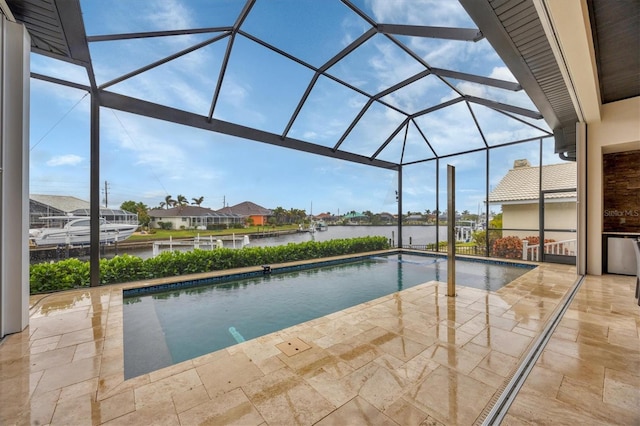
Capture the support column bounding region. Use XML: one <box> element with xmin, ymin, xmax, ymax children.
<box><xmin>90</xmin><ymin>91</ymin><xmax>100</xmax><ymax>287</ymax></box>
<box><xmin>576</xmin><ymin>121</ymin><xmax>587</xmax><ymax>275</ymax></box>
<box><xmin>0</xmin><ymin>16</ymin><xmax>30</xmax><ymax>337</ymax></box>
<box><xmin>447</xmin><ymin>165</ymin><xmax>456</xmax><ymax>297</ymax></box>
<box><xmin>397</xmin><ymin>165</ymin><xmax>402</xmax><ymax>249</ymax></box>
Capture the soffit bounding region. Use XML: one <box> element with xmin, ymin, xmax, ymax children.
<box><xmin>6</xmin><ymin>0</ymin><xmax>91</xmax><ymax>66</ymax></box>
<box><xmin>460</xmin><ymin>0</ymin><xmax>579</xmax><ymax>160</ymax></box>
<box><xmin>589</xmin><ymin>0</ymin><xmax>640</xmax><ymax>104</ymax></box>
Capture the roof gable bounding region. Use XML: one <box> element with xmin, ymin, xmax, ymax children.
<box><xmin>489</xmin><ymin>162</ymin><xmax>577</xmax><ymax>203</ymax></box>
<box><xmin>30</xmin><ymin>194</ymin><xmax>89</xmax><ymax>212</ymax></box>
<box><xmin>148</xmin><ymin>205</ymin><xmax>219</xmax><ymax>217</ymax></box>
<box><xmin>217</xmin><ymin>201</ymin><xmax>272</xmax><ymax>216</ymax></box>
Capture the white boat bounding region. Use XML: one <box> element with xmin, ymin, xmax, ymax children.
<box><xmin>315</xmin><ymin>221</ymin><xmax>328</xmax><ymax>231</ymax></box>
<box><xmin>29</xmin><ymin>216</ymin><xmax>138</xmax><ymax>246</ymax></box>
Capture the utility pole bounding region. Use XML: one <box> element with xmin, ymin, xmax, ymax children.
<box><xmin>102</xmin><ymin>180</ymin><xmax>109</xmax><ymax>207</ymax></box>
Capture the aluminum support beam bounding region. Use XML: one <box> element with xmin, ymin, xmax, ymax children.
<box><xmin>377</xmin><ymin>24</ymin><xmax>483</xmax><ymax>42</ymax></box>
<box><xmin>447</xmin><ymin>165</ymin><xmax>456</xmax><ymax>297</ymax></box>
<box><xmin>89</xmin><ymin>91</ymin><xmax>100</xmax><ymax>287</ymax></box>
<box><xmin>99</xmin><ymin>91</ymin><xmax>398</xmax><ymax>170</ymax></box>
<box><xmin>397</xmin><ymin>165</ymin><xmax>402</xmax><ymax>248</ymax></box>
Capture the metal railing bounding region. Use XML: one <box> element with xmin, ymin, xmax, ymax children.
<box><xmin>522</xmin><ymin>239</ymin><xmax>577</xmax><ymax>261</ymax></box>
<box><xmin>400</xmin><ymin>244</ymin><xmax>488</xmax><ymax>256</ymax></box>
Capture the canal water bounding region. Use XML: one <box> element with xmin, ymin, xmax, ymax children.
<box><xmin>29</xmin><ymin>225</ymin><xmax>450</xmax><ymax>263</ymax></box>
<box><xmin>124</xmin><ymin>225</ymin><xmax>448</xmax><ymax>259</ymax></box>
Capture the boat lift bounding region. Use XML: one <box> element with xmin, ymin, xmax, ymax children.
<box><xmin>151</xmin><ymin>234</ymin><xmax>250</xmax><ymax>257</ymax></box>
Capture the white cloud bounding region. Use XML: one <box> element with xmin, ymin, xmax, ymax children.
<box><xmin>46</xmin><ymin>154</ymin><xmax>83</xmax><ymax>167</ymax></box>
<box><xmin>367</xmin><ymin>0</ymin><xmax>472</xmax><ymax>27</ymax></box>
<box><xmin>146</xmin><ymin>0</ymin><xmax>193</xmax><ymax>34</ymax></box>
<box><xmin>489</xmin><ymin>66</ymin><xmax>517</xmax><ymax>83</ymax></box>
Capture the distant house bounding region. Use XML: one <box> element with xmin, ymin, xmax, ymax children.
<box><xmin>313</xmin><ymin>212</ymin><xmax>339</xmax><ymax>224</ymax></box>
<box><xmin>29</xmin><ymin>194</ymin><xmax>137</xmax><ymax>227</ymax></box>
<box><xmin>217</xmin><ymin>201</ymin><xmax>272</xmax><ymax>226</ymax></box>
<box><xmin>404</xmin><ymin>214</ymin><xmax>424</xmax><ymax>223</ymax></box>
<box><xmin>148</xmin><ymin>205</ymin><xmax>243</xmax><ymax>230</ymax></box>
<box><xmin>378</xmin><ymin>212</ymin><xmax>395</xmax><ymax>224</ymax></box>
<box><xmin>30</xmin><ymin>194</ymin><xmax>88</xmax><ymax>225</ymax></box>
<box><xmin>342</xmin><ymin>211</ymin><xmax>367</xmax><ymax>223</ymax></box>
<box><xmin>489</xmin><ymin>159</ymin><xmax>576</xmax><ymax>241</ymax></box>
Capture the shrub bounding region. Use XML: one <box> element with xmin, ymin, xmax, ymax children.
<box><xmin>30</xmin><ymin>258</ymin><xmax>90</xmax><ymax>293</ymax></box>
<box><xmin>491</xmin><ymin>236</ymin><xmax>523</xmax><ymax>259</ymax></box>
<box><xmin>29</xmin><ymin>236</ymin><xmax>390</xmax><ymax>294</ymax></box>
<box><xmin>492</xmin><ymin>235</ymin><xmax>556</xmax><ymax>259</ymax></box>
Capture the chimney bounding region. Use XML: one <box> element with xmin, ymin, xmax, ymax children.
<box><xmin>513</xmin><ymin>159</ymin><xmax>530</xmax><ymax>168</ymax></box>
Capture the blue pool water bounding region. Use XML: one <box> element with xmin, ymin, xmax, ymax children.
<box><xmin>123</xmin><ymin>253</ymin><xmax>533</xmax><ymax>378</ymax></box>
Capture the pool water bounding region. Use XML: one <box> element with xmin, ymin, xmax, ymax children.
<box><xmin>123</xmin><ymin>253</ymin><xmax>533</xmax><ymax>378</ymax></box>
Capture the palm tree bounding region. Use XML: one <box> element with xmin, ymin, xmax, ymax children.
<box><xmin>191</xmin><ymin>196</ymin><xmax>204</xmax><ymax>206</ymax></box>
<box><xmin>272</xmin><ymin>206</ymin><xmax>286</xmax><ymax>225</ymax></box>
<box><xmin>176</xmin><ymin>194</ymin><xmax>188</xmax><ymax>206</ymax></box>
<box><xmin>164</xmin><ymin>195</ymin><xmax>175</xmax><ymax>209</ymax></box>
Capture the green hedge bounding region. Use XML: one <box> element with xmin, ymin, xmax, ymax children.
<box><xmin>30</xmin><ymin>236</ymin><xmax>390</xmax><ymax>294</ymax></box>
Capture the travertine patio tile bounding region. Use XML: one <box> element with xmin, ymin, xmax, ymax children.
<box><xmin>134</xmin><ymin>368</ymin><xmax>202</xmax><ymax>408</ymax></box>
<box><xmin>477</xmin><ymin>350</ymin><xmax>519</xmax><ymax>378</ymax></box>
<box><xmin>179</xmin><ymin>387</ymin><xmax>263</xmax><ymax>425</ymax></box>
<box><xmin>469</xmin><ymin>326</ymin><xmax>532</xmax><ymax>358</ymax></box>
<box><xmin>383</xmin><ymin>397</ymin><xmax>430</xmax><ymax>425</ymax></box>
<box><xmin>347</xmin><ymin>361</ymin><xmax>408</xmax><ymax>411</ymax></box>
<box><xmin>603</xmin><ymin>368</ymin><xmax>640</xmax><ymax>413</ymax></box>
<box><xmin>315</xmin><ymin>396</ymin><xmax>397</xmax><ymax>425</ymax></box>
<box><xmin>73</xmin><ymin>339</ymin><xmax>105</xmax><ymax>362</ymax></box>
<box><xmin>516</xmin><ymin>364</ymin><xmax>563</xmax><ymax>398</ymax></box>
<box><xmin>34</xmin><ymin>355</ymin><xmax>101</xmax><ymax>395</ymax></box>
<box><xmin>242</xmin><ymin>367</ymin><xmax>335</xmax><ymax>425</ymax></box>
<box><xmin>102</xmin><ymin>400</ymin><xmax>179</xmax><ymax>426</ymax></box>
<box><xmin>197</xmin><ymin>350</ymin><xmax>264</xmax><ymax>397</ymax></box>
<box><xmin>423</xmin><ymin>343</ymin><xmax>485</xmax><ymax>375</ymax></box>
<box><xmin>303</xmin><ymin>365</ymin><xmax>358</xmax><ymax>407</ymax></box>
<box><xmin>58</xmin><ymin>376</ymin><xmax>99</xmax><ymax>401</ymax></box>
<box><xmin>405</xmin><ymin>365</ymin><xmax>496</xmax><ymax>425</ymax></box>
<box><xmin>169</xmin><ymin>384</ymin><xmax>208</xmax><ymax>414</ymax></box>
<box><xmin>2</xmin><ymin>261</ymin><xmax>636</xmax><ymax>425</ymax></box>
<box><xmin>14</xmin><ymin>387</ymin><xmax>60</xmax><ymax>426</ymax></box>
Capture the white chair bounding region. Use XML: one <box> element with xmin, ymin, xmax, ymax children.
<box><xmin>633</xmin><ymin>238</ymin><xmax>640</xmax><ymax>304</ymax></box>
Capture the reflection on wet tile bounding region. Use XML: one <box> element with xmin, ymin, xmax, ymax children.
<box><xmin>383</xmin><ymin>397</ymin><xmax>429</xmax><ymax>425</ymax></box>
<box><xmin>242</xmin><ymin>367</ymin><xmax>335</xmax><ymax>425</ymax></box>
<box><xmin>406</xmin><ymin>365</ymin><xmax>496</xmax><ymax>425</ymax></box>
<box><xmin>506</xmin><ymin>273</ymin><xmax>640</xmax><ymax>424</ymax></box>
<box><xmin>179</xmin><ymin>388</ymin><xmax>264</xmax><ymax>425</ymax></box>
<box><xmin>316</xmin><ymin>396</ymin><xmax>396</xmax><ymax>425</ymax></box>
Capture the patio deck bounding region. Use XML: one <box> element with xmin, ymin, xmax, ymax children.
<box><xmin>0</xmin><ymin>262</ymin><xmax>638</xmax><ymax>425</ymax></box>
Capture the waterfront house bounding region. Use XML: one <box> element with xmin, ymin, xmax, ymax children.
<box><xmin>29</xmin><ymin>194</ymin><xmax>138</xmax><ymax>227</ymax></box>
<box><xmin>216</xmin><ymin>201</ymin><xmax>272</xmax><ymax>226</ymax></box>
<box><xmin>341</xmin><ymin>211</ymin><xmax>367</xmax><ymax>224</ymax></box>
<box><xmin>489</xmin><ymin>160</ymin><xmax>577</xmax><ymax>241</ymax></box>
<box><xmin>148</xmin><ymin>205</ymin><xmax>243</xmax><ymax>230</ymax></box>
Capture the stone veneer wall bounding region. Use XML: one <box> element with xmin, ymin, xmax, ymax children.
<box><xmin>603</xmin><ymin>150</ymin><xmax>640</xmax><ymax>232</ymax></box>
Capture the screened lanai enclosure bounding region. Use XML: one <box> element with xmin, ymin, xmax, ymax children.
<box><xmin>5</xmin><ymin>0</ymin><xmax>581</xmax><ymax>287</ymax></box>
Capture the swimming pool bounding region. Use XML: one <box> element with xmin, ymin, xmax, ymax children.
<box><xmin>123</xmin><ymin>253</ymin><xmax>534</xmax><ymax>378</ymax></box>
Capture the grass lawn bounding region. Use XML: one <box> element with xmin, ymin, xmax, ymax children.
<box><xmin>127</xmin><ymin>224</ymin><xmax>301</xmax><ymax>241</ymax></box>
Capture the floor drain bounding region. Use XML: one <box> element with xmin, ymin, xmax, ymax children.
<box><xmin>276</xmin><ymin>337</ymin><xmax>311</xmax><ymax>356</ymax></box>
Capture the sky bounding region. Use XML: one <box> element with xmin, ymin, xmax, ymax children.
<box><xmin>28</xmin><ymin>0</ymin><xmax>564</xmax><ymax>217</ymax></box>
